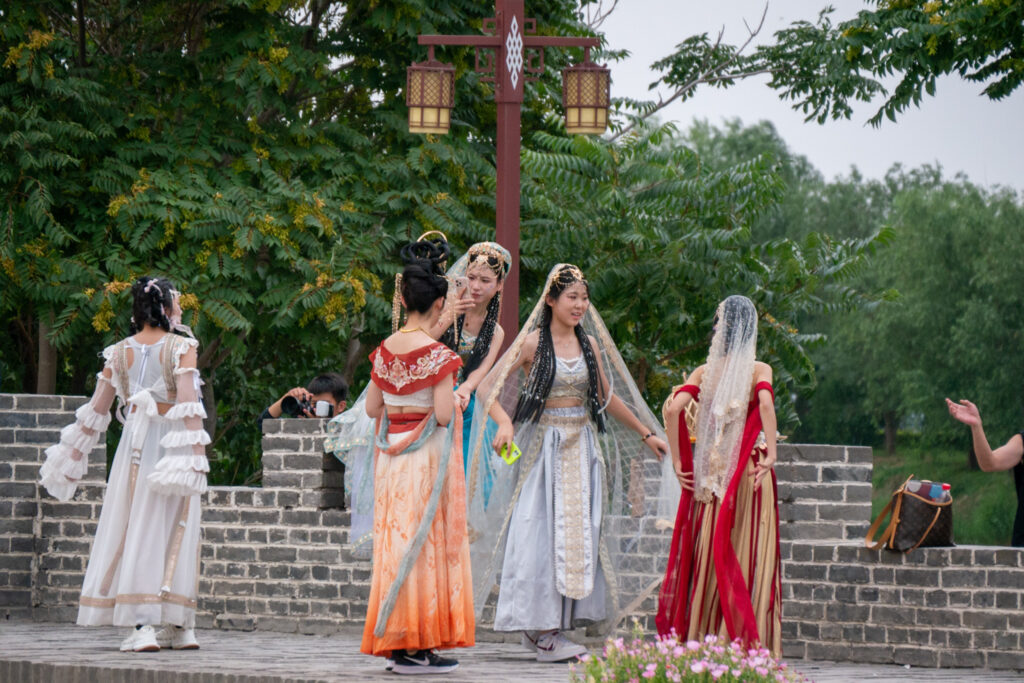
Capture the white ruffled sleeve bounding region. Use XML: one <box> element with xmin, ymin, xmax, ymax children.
<box><xmin>39</xmin><ymin>365</ymin><xmax>116</xmax><ymax>502</ymax></box>
<box><xmin>147</xmin><ymin>339</ymin><xmax>210</xmax><ymax>496</ymax></box>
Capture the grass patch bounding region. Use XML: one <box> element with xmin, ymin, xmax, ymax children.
<box><xmin>871</xmin><ymin>446</ymin><xmax>1016</xmax><ymax>546</ymax></box>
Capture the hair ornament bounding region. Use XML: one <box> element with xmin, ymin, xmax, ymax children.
<box><xmin>391</xmin><ymin>272</ymin><xmax>404</xmax><ymax>333</ymax></box>
<box><xmin>468</xmin><ymin>242</ymin><xmax>512</xmax><ymax>277</ymax></box>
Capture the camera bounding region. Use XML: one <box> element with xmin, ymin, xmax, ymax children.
<box><xmin>280</xmin><ymin>395</ymin><xmax>312</xmax><ymax>417</ymax></box>
<box><xmin>281</xmin><ymin>395</ymin><xmax>334</xmax><ymax>418</ymax></box>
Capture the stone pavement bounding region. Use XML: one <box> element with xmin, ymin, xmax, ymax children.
<box><xmin>1</xmin><ymin>622</ymin><xmax>1021</xmax><ymax>682</ymax></box>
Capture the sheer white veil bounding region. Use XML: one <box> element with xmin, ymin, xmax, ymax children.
<box><xmin>693</xmin><ymin>294</ymin><xmax>758</xmax><ymax>502</ymax></box>
<box><xmin>464</xmin><ymin>264</ymin><xmax>680</xmax><ymax>632</ymax></box>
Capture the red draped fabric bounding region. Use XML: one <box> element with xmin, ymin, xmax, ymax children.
<box><xmin>656</xmin><ymin>381</ymin><xmax>776</xmax><ymax>646</ymax></box>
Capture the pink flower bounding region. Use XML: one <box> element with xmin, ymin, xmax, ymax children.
<box><xmin>642</xmin><ymin>663</ymin><xmax>657</xmax><ymax>679</ymax></box>
<box><xmin>690</xmin><ymin>661</ymin><xmax>707</xmax><ymax>674</ymax></box>
<box><xmin>756</xmin><ymin>666</ymin><xmax>769</xmax><ymax>676</ymax></box>
<box><xmin>686</xmin><ymin>640</ymin><xmax>701</xmax><ymax>651</ymax></box>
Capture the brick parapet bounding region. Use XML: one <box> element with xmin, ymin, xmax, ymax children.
<box><xmin>3</xmin><ymin>394</ymin><xmax>1022</xmax><ymax>670</ymax></box>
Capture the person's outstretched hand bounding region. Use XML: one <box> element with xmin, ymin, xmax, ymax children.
<box><xmin>946</xmin><ymin>398</ymin><xmax>981</xmax><ymax>427</ymax></box>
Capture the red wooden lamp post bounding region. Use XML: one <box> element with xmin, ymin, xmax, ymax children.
<box><xmin>405</xmin><ymin>0</ymin><xmax>610</xmax><ymax>340</ymax></box>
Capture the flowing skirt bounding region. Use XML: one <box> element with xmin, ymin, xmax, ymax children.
<box><xmin>494</xmin><ymin>407</ymin><xmax>608</xmax><ymax>631</ymax></box>
<box><xmin>673</xmin><ymin>449</ymin><xmax>781</xmax><ymax>654</ymax></box>
<box><xmin>77</xmin><ymin>413</ymin><xmax>202</xmax><ymax>627</ymax></box>
<box><xmin>361</xmin><ymin>427</ymin><xmax>475</xmax><ymax>655</ymax></box>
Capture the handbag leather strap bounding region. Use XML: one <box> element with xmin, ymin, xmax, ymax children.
<box><xmin>906</xmin><ymin>505</ymin><xmax>943</xmax><ymax>552</ymax></box>
<box><xmin>864</xmin><ymin>474</ymin><xmax>914</xmax><ymax>550</ymax></box>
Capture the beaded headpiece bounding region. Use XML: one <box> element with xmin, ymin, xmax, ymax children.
<box><xmin>467</xmin><ymin>242</ymin><xmax>512</xmax><ymax>278</ymax></box>
<box><xmin>550</xmin><ymin>263</ymin><xmax>587</xmax><ymax>291</ymax></box>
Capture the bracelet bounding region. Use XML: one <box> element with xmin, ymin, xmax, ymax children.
<box><xmin>641</xmin><ymin>432</ymin><xmax>655</xmax><ymax>442</ymax></box>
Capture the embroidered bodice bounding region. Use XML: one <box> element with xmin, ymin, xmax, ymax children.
<box><xmin>370</xmin><ymin>342</ymin><xmax>462</xmax><ymax>402</ymax></box>
<box><xmin>548</xmin><ymin>355</ymin><xmax>588</xmax><ymax>401</ymax></box>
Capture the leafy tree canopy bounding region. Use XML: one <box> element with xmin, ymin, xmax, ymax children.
<box><xmin>648</xmin><ymin>1</ymin><xmax>1024</xmax><ymax>126</ymax></box>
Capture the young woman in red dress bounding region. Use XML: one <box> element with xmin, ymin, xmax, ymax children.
<box><xmin>360</xmin><ymin>240</ymin><xmax>474</xmax><ymax>675</ymax></box>
<box><xmin>656</xmin><ymin>295</ymin><xmax>782</xmax><ymax>655</ymax></box>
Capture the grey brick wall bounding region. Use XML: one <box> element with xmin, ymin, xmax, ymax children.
<box><xmin>2</xmin><ymin>393</ymin><xmax>1022</xmax><ymax>670</ymax></box>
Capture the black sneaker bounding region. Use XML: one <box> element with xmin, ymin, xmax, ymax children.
<box><xmin>391</xmin><ymin>649</ymin><xmax>459</xmax><ymax>675</ymax></box>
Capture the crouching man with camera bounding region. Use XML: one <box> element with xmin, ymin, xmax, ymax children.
<box><xmin>258</xmin><ymin>373</ymin><xmax>349</xmax><ymax>432</ymax></box>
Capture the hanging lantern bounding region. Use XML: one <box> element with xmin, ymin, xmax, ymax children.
<box><xmin>406</xmin><ymin>49</ymin><xmax>455</xmax><ymax>135</ymax></box>
<box><xmin>562</xmin><ymin>51</ymin><xmax>610</xmax><ymax>135</ymax></box>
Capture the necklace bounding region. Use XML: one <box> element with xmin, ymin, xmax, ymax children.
<box><xmin>398</xmin><ymin>326</ymin><xmax>423</xmax><ymax>334</ymax></box>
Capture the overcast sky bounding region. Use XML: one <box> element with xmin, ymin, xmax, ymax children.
<box><xmin>598</xmin><ymin>1</ymin><xmax>1024</xmax><ymax>191</ymax></box>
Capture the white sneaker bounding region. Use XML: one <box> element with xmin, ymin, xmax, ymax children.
<box><xmin>155</xmin><ymin>626</ymin><xmax>200</xmax><ymax>650</ymax></box>
<box><xmin>120</xmin><ymin>625</ymin><xmax>160</xmax><ymax>652</ymax></box>
<box><xmin>535</xmin><ymin>631</ymin><xmax>587</xmax><ymax>663</ymax></box>
<box><xmin>521</xmin><ymin>631</ymin><xmax>539</xmax><ymax>653</ymax></box>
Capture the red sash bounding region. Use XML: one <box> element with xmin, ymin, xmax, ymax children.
<box><xmin>386</xmin><ymin>412</ymin><xmax>430</xmax><ymax>435</ymax></box>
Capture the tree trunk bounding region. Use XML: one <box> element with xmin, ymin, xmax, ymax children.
<box><xmin>343</xmin><ymin>336</ymin><xmax>364</xmax><ymax>386</ymax></box>
<box><xmin>36</xmin><ymin>314</ymin><xmax>57</xmax><ymax>394</ymax></box>
<box><xmin>883</xmin><ymin>411</ymin><xmax>897</xmax><ymax>456</ymax></box>
<box><xmin>11</xmin><ymin>314</ymin><xmax>37</xmax><ymax>393</ymax></box>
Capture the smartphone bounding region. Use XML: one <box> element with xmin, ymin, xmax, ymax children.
<box><xmin>499</xmin><ymin>442</ymin><xmax>522</xmax><ymax>465</ymax></box>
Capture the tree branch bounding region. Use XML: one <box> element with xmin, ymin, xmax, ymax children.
<box><xmin>610</xmin><ymin>2</ymin><xmax>769</xmax><ymax>142</ymax></box>
<box><xmin>584</xmin><ymin>0</ymin><xmax>620</xmax><ymax>31</ymax></box>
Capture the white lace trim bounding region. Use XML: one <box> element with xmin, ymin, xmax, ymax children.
<box><xmin>159</xmin><ymin>429</ymin><xmax>211</xmax><ymax>449</ymax></box>
<box><xmin>39</xmin><ymin>443</ymin><xmax>89</xmax><ymax>501</ymax></box>
<box><xmin>75</xmin><ymin>403</ymin><xmax>112</xmax><ymax>431</ymax></box>
<box><xmin>146</xmin><ymin>455</ymin><xmax>209</xmax><ymax>496</ymax></box>
<box><xmin>164</xmin><ymin>401</ymin><xmax>207</xmax><ymax>420</ymax></box>
<box><xmin>58</xmin><ymin>423</ymin><xmax>101</xmax><ymax>454</ymax></box>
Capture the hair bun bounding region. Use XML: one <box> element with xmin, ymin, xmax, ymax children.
<box><xmin>400</xmin><ymin>239</ymin><xmax>449</xmax><ymax>274</ymax></box>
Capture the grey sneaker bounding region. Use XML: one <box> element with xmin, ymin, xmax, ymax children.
<box><xmin>521</xmin><ymin>631</ymin><xmax>539</xmax><ymax>653</ymax></box>
<box><xmin>535</xmin><ymin>631</ymin><xmax>587</xmax><ymax>663</ymax></box>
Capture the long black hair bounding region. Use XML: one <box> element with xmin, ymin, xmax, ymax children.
<box><xmin>399</xmin><ymin>239</ymin><xmax>449</xmax><ymax>314</ymax></box>
<box><xmin>129</xmin><ymin>276</ymin><xmax>176</xmax><ymax>334</ymax></box>
<box><xmin>511</xmin><ymin>265</ymin><xmax>606</xmax><ymax>433</ymax></box>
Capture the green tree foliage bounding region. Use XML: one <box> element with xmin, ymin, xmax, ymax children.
<box><xmin>2</xmin><ymin>2</ymin><xmax>892</xmax><ymax>483</ymax></box>
<box><xmin>649</xmin><ymin>1</ymin><xmax>1024</xmax><ymax>126</ymax></box>
<box><xmin>804</xmin><ymin>170</ymin><xmax>1024</xmax><ymax>449</ymax></box>
<box><xmin>0</xmin><ymin>0</ymin><xmax>587</xmax><ymax>483</ymax></box>
<box><xmin>520</xmin><ymin>119</ymin><xmax>893</xmax><ymax>427</ymax></box>
<box><xmin>687</xmin><ymin>119</ymin><xmax>1024</xmax><ymax>453</ymax></box>
<box><xmin>764</xmin><ymin>0</ymin><xmax>1024</xmax><ymax>124</ymax></box>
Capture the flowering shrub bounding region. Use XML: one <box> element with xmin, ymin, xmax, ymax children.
<box><xmin>570</xmin><ymin>627</ymin><xmax>808</xmax><ymax>683</ymax></box>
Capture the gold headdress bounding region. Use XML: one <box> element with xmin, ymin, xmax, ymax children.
<box><xmin>467</xmin><ymin>242</ymin><xmax>512</xmax><ymax>278</ymax></box>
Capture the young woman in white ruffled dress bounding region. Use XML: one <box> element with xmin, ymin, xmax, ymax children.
<box><xmin>39</xmin><ymin>276</ymin><xmax>210</xmax><ymax>652</ymax></box>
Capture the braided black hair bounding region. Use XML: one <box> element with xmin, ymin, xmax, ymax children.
<box><xmin>459</xmin><ymin>293</ymin><xmax>501</xmax><ymax>378</ymax></box>
<box><xmin>399</xmin><ymin>239</ymin><xmax>449</xmax><ymax>314</ymax></box>
<box><xmin>129</xmin><ymin>276</ymin><xmax>175</xmax><ymax>334</ymax></box>
<box><xmin>511</xmin><ymin>266</ymin><xmax>607</xmax><ymax>433</ymax></box>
